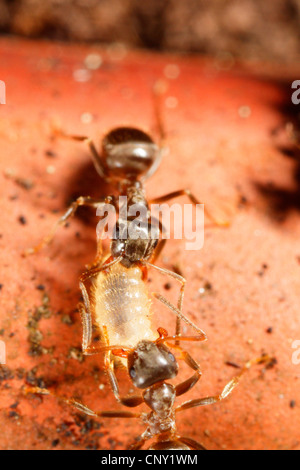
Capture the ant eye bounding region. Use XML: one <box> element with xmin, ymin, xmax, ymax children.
<box><xmin>129</xmin><ymin>367</ymin><xmax>137</xmax><ymax>378</ymax></box>
<box><xmin>168</xmin><ymin>353</ymin><xmax>175</xmax><ymax>362</ymax></box>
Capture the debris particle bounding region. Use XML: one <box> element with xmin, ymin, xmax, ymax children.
<box><xmin>18</xmin><ymin>216</ymin><xmax>27</xmax><ymax>225</ymax></box>
<box><xmin>290</xmin><ymin>400</ymin><xmax>296</xmax><ymax>409</ymax></box>
<box><xmin>258</xmin><ymin>263</ymin><xmax>268</xmax><ymax>276</ymax></box>
<box><xmin>198</xmin><ymin>281</ymin><xmax>213</xmax><ymax>297</ymax></box>
<box><xmin>225</xmin><ymin>361</ymin><xmax>240</xmax><ymax>369</ymax></box>
<box><xmin>45</xmin><ymin>149</ymin><xmax>57</xmax><ymax>158</ymax></box>
<box><xmin>62</xmin><ymin>314</ymin><xmax>74</xmax><ymax>325</ymax></box>
<box><xmin>238</xmin><ymin>195</ymin><xmax>248</xmax><ymax>208</ymax></box>
<box><xmin>25</xmin><ymin>368</ymin><xmax>45</xmax><ymax>388</ymax></box>
<box><xmin>204</xmin><ymin>281</ymin><xmax>213</xmax><ymax>291</ymax></box>
<box><xmin>27</xmin><ymin>292</ymin><xmax>52</xmax><ymax>356</ymax></box>
<box><xmin>68</xmin><ymin>347</ymin><xmax>84</xmax><ymax>363</ymax></box>
<box><xmin>4</xmin><ymin>168</ymin><xmax>34</xmax><ymax>190</ymax></box>
<box><xmin>266</xmin><ymin>327</ymin><xmax>273</xmax><ymax>334</ymax></box>
<box><xmin>0</xmin><ymin>366</ymin><xmax>14</xmax><ymax>383</ymax></box>
<box><xmin>36</xmin><ymin>285</ymin><xmax>45</xmax><ymax>291</ymax></box>
<box><xmin>10</xmin><ymin>402</ymin><xmax>19</xmax><ymax>409</ymax></box>
<box><xmin>265</xmin><ymin>357</ymin><xmax>278</xmax><ymax>370</ymax></box>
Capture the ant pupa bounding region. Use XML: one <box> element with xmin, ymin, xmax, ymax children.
<box><xmin>26</xmin><ymin>328</ymin><xmax>270</xmax><ymax>450</ymax></box>
<box><xmin>25</xmin><ymin>84</ymin><xmax>227</xmax><ymax>338</ymax></box>
<box><xmin>80</xmin><ymin>254</ymin><xmax>205</xmax><ymax>361</ymax></box>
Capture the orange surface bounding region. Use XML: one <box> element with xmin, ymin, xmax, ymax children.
<box><xmin>0</xmin><ymin>37</ymin><xmax>300</xmax><ymax>450</ymax></box>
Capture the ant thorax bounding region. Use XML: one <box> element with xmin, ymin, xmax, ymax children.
<box><xmin>145</xmin><ymin>408</ymin><xmax>177</xmax><ymax>439</ymax></box>
<box><xmin>111</xmin><ymin>219</ymin><xmax>159</xmax><ymax>267</ymax></box>
<box><xmin>111</xmin><ymin>186</ymin><xmax>160</xmax><ymax>266</ymax></box>
<box><xmin>91</xmin><ymin>263</ymin><xmax>158</xmax><ymax>363</ymax></box>
<box><xmin>144</xmin><ymin>383</ymin><xmax>177</xmax><ymax>417</ymax></box>
<box><xmin>142</xmin><ymin>383</ymin><xmax>177</xmax><ymax>441</ymax></box>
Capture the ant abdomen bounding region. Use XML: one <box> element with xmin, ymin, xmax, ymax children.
<box><xmin>101</xmin><ymin>127</ymin><xmax>161</xmax><ymax>181</ymax></box>
<box><xmin>148</xmin><ymin>441</ymin><xmax>191</xmax><ymax>450</ymax></box>
<box><xmin>92</xmin><ymin>263</ymin><xmax>157</xmax><ymax>362</ymax></box>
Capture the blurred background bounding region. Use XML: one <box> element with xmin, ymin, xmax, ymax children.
<box><xmin>0</xmin><ymin>0</ymin><xmax>299</xmax><ymax>63</ymax></box>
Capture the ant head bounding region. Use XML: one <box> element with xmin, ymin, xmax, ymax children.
<box><xmin>98</xmin><ymin>127</ymin><xmax>161</xmax><ymax>184</ymax></box>
<box><xmin>127</xmin><ymin>340</ymin><xmax>178</xmax><ymax>389</ymax></box>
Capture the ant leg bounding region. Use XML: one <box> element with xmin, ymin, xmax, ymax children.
<box><xmin>170</xmin><ymin>343</ymin><xmax>203</xmax><ymax>397</ymax></box>
<box><xmin>143</xmin><ymin>261</ymin><xmax>186</xmax><ymax>341</ymax></box>
<box><xmin>104</xmin><ymin>351</ymin><xmax>144</xmax><ymax>408</ymax></box>
<box><xmin>149</xmin><ymin>80</ymin><xmax>169</xmax><ymax>176</ymax></box>
<box><xmin>52</xmin><ymin>126</ymin><xmax>107</xmax><ymax>179</ymax></box>
<box><xmin>150</xmin><ymin>189</ymin><xmax>229</xmax><ymax>227</ymax></box>
<box><xmin>84</xmin><ymin>240</ymin><xmax>104</xmax><ymax>270</ymax></box>
<box><xmin>79</xmin><ymin>302</ymin><xmax>93</xmax><ymax>353</ymax></box>
<box><xmin>151</xmin><ymin>239</ymin><xmax>167</xmax><ymax>264</ymax></box>
<box><xmin>79</xmin><ymin>256</ymin><xmax>123</xmax><ymax>351</ymax></box>
<box><xmin>24</xmin><ymin>195</ymin><xmax>115</xmax><ymax>256</ymax></box>
<box><xmin>129</xmin><ymin>434</ymin><xmax>150</xmax><ymax>450</ymax></box>
<box><xmin>149</xmin><ymin>216</ymin><xmax>168</xmax><ymax>264</ymax></box>
<box><xmin>101</xmin><ymin>327</ymin><xmax>144</xmax><ymax>409</ymax></box>
<box><xmin>153</xmin><ymin>291</ymin><xmax>204</xmax><ymax>337</ymax></box>
<box><xmin>148</xmin><ymin>217</ymin><xmax>184</xmax><ymax>339</ymax></box>
<box><xmin>153</xmin><ymin>80</ymin><xmax>167</xmax><ymax>146</ymax></box>
<box><xmin>156</xmin><ymin>332</ymin><xmax>205</xmax><ymax>397</ymax></box>
<box><xmin>24</xmin><ymin>386</ymin><xmax>141</xmax><ymax>419</ymax></box>
<box><xmin>85</xmin><ymin>219</ymin><xmax>111</xmax><ymax>270</ymax></box>
<box><xmin>175</xmin><ymin>355</ymin><xmax>272</xmax><ymax>413</ymax></box>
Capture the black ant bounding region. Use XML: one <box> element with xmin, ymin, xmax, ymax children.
<box><xmin>25</xmin><ymin>86</ymin><xmax>227</xmax><ymax>339</ymax></box>
<box><xmin>26</xmin><ymin>328</ymin><xmax>270</xmax><ymax>450</ymax></box>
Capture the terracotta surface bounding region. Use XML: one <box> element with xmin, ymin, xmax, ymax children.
<box><xmin>0</xmin><ymin>37</ymin><xmax>300</xmax><ymax>450</ymax></box>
